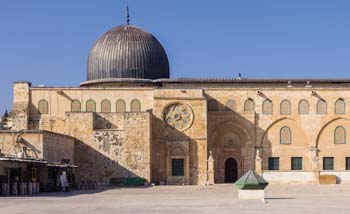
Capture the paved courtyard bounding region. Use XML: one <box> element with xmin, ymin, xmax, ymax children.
<box><xmin>1</xmin><ymin>184</ymin><xmax>350</xmax><ymax>214</ymax></box>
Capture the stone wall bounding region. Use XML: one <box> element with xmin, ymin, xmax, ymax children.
<box><xmin>151</xmin><ymin>89</ymin><xmax>208</xmax><ymax>185</ymax></box>
<box><xmin>42</xmin><ymin>132</ymin><xmax>75</xmax><ymax>163</ymax></box>
<box><xmin>5</xmin><ymin>82</ymin><xmax>31</xmax><ymax>131</ymax></box>
<box><xmin>0</xmin><ymin>130</ymin><xmax>74</xmax><ymax>163</ymax></box>
<box><xmin>0</xmin><ymin>131</ymin><xmax>43</xmax><ymax>159</ymax></box>
<box><xmin>65</xmin><ymin>112</ymin><xmax>151</xmax><ymax>183</ymax></box>
<box><xmin>29</xmin><ymin>87</ymin><xmax>154</xmax><ymax>132</ymax></box>
<box><xmin>205</xmin><ymin>87</ymin><xmax>350</xmax><ymax>180</ymax></box>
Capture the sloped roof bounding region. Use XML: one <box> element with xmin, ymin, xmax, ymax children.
<box><xmin>235</xmin><ymin>169</ymin><xmax>269</xmax><ymax>190</ymax></box>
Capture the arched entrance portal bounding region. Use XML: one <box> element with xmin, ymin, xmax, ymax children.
<box><xmin>225</xmin><ymin>158</ymin><xmax>238</xmax><ymax>183</ymax></box>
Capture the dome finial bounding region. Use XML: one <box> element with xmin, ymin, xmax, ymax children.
<box><xmin>126</xmin><ymin>6</ymin><xmax>130</xmax><ymax>25</ymax></box>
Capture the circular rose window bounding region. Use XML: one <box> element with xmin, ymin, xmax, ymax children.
<box><xmin>163</xmin><ymin>103</ymin><xmax>194</xmax><ymax>131</ymax></box>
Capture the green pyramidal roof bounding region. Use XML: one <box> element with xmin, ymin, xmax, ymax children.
<box><xmin>234</xmin><ymin>169</ymin><xmax>269</xmax><ymax>190</ymax></box>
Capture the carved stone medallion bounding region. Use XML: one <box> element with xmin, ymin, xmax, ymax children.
<box><xmin>163</xmin><ymin>103</ymin><xmax>194</xmax><ymax>131</ymax></box>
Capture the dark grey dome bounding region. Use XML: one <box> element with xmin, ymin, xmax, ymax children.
<box><xmin>87</xmin><ymin>25</ymin><xmax>170</xmax><ymax>80</ymax></box>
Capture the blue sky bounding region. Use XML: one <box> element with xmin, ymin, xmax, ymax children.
<box><xmin>1</xmin><ymin>0</ymin><xmax>350</xmax><ymax>112</ymax></box>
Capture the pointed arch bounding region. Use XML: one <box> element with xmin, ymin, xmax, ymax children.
<box><xmin>101</xmin><ymin>99</ymin><xmax>111</xmax><ymax>113</ymax></box>
<box><xmin>317</xmin><ymin>99</ymin><xmax>327</xmax><ymax>114</ymax></box>
<box><xmin>262</xmin><ymin>99</ymin><xmax>273</xmax><ymax>115</ymax></box>
<box><xmin>334</xmin><ymin>126</ymin><xmax>346</xmax><ymax>144</ymax></box>
<box><xmin>335</xmin><ymin>98</ymin><xmax>345</xmax><ymax>114</ymax></box>
<box><xmin>244</xmin><ymin>98</ymin><xmax>254</xmax><ymax>113</ymax></box>
<box><xmin>225</xmin><ymin>99</ymin><xmax>236</xmax><ymax>112</ymax></box>
<box><xmin>131</xmin><ymin>99</ymin><xmax>141</xmax><ymax>112</ymax></box>
<box><xmin>86</xmin><ymin>99</ymin><xmax>96</xmax><ymax>112</ymax></box>
<box><xmin>315</xmin><ymin>117</ymin><xmax>350</xmax><ymax>147</ymax></box>
<box><xmin>280</xmin><ymin>126</ymin><xmax>292</xmax><ymax>144</ymax></box>
<box><xmin>38</xmin><ymin>99</ymin><xmax>49</xmax><ymax>114</ymax></box>
<box><xmin>260</xmin><ymin>117</ymin><xmax>294</xmax><ymax>146</ymax></box>
<box><xmin>116</xmin><ymin>99</ymin><xmax>126</xmax><ymax>113</ymax></box>
<box><xmin>209</xmin><ymin>120</ymin><xmax>253</xmax><ymax>147</ymax></box>
<box><xmin>280</xmin><ymin>99</ymin><xmax>291</xmax><ymax>115</ymax></box>
<box><xmin>71</xmin><ymin>100</ymin><xmax>81</xmax><ymax>112</ymax></box>
<box><xmin>298</xmin><ymin>99</ymin><xmax>309</xmax><ymax>114</ymax></box>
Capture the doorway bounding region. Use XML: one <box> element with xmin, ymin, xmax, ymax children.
<box><xmin>225</xmin><ymin>158</ymin><xmax>238</xmax><ymax>183</ymax></box>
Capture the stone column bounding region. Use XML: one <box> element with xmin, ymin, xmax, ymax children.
<box><xmin>12</xmin><ymin>183</ymin><xmax>18</xmax><ymax>196</ymax></box>
<box><xmin>11</xmin><ymin>81</ymin><xmax>31</xmax><ymax>131</ymax></box>
<box><xmin>20</xmin><ymin>183</ymin><xmax>26</xmax><ymax>195</ymax></box>
<box><xmin>207</xmin><ymin>151</ymin><xmax>215</xmax><ymax>185</ymax></box>
<box><xmin>28</xmin><ymin>182</ymin><xmax>33</xmax><ymax>195</ymax></box>
<box><xmin>1</xmin><ymin>183</ymin><xmax>9</xmax><ymax>196</ymax></box>
<box><xmin>309</xmin><ymin>146</ymin><xmax>320</xmax><ymax>184</ymax></box>
<box><xmin>255</xmin><ymin>148</ymin><xmax>263</xmax><ymax>176</ymax></box>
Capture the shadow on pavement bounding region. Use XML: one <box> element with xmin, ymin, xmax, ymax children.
<box><xmin>4</xmin><ymin>186</ymin><xmax>153</xmax><ymax>198</ymax></box>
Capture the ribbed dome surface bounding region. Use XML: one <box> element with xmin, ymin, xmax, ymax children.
<box><xmin>87</xmin><ymin>25</ymin><xmax>170</xmax><ymax>80</ymax></box>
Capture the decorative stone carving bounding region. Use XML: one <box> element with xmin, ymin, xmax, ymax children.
<box><xmin>163</xmin><ymin>103</ymin><xmax>194</xmax><ymax>131</ymax></box>
<box><xmin>255</xmin><ymin>148</ymin><xmax>262</xmax><ymax>175</ymax></box>
<box><xmin>207</xmin><ymin>150</ymin><xmax>214</xmax><ymax>185</ymax></box>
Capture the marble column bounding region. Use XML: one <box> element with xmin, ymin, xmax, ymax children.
<box><xmin>207</xmin><ymin>151</ymin><xmax>215</xmax><ymax>185</ymax></box>
<box><xmin>255</xmin><ymin>148</ymin><xmax>263</xmax><ymax>176</ymax></box>
<box><xmin>309</xmin><ymin>146</ymin><xmax>320</xmax><ymax>184</ymax></box>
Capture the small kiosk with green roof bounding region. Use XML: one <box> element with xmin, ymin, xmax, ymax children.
<box><xmin>234</xmin><ymin>169</ymin><xmax>269</xmax><ymax>200</ymax></box>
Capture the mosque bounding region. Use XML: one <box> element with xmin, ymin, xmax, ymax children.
<box><xmin>1</xmin><ymin>12</ymin><xmax>350</xmax><ymax>189</ymax></box>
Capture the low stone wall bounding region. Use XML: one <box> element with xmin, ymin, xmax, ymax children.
<box><xmin>43</xmin><ymin>131</ymin><xmax>75</xmax><ymax>163</ymax></box>
<box><xmin>262</xmin><ymin>171</ymin><xmax>314</xmax><ymax>183</ymax></box>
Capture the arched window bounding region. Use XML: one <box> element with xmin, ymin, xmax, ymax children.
<box><xmin>71</xmin><ymin>100</ymin><xmax>81</xmax><ymax>112</ymax></box>
<box><xmin>244</xmin><ymin>98</ymin><xmax>254</xmax><ymax>113</ymax></box>
<box><xmin>317</xmin><ymin>99</ymin><xmax>327</xmax><ymax>114</ymax></box>
<box><xmin>116</xmin><ymin>99</ymin><xmax>126</xmax><ymax>113</ymax></box>
<box><xmin>262</xmin><ymin>99</ymin><xmax>273</xmax><ymax>115</ymax></box>
<box><xmin>280</xmin><ymin>126</ymin><xmax>292</xmax><ymax>144</ymax></box>
<box><xmin>38</xmin><ymin>99</ymin><xmax>49</xmax><ymax>114</ymax></box>
<box><xmin>208</xmin><ymin>99</ymin><xmax>218</xmax><ymax>112</ymax></box>
<box><xmin>280</xmin><ymin>99</ymin><xmax>291</xmax><ymax>115</ymax></box>
<box><xmin>334</xmin><ymin>126</ymin><xmax>346</xmax><ymax>144</ymax></box>
<box><xmin>298</xmin><ymin>99</ymin><xmax>309</xmax><ymax>114</ymax></box>
<box><xmin>101</xmin><ymin>99</ymin><xmax>111</xmax><ymax>113</ymax></box>
<box><xmin>86</xmin><ymin>99</ymin><xmax>96</xmax><ymax>112</ymax></box>
<box><xmin>335</xmin><ymin>98</ymin><xmax>345</xmax><ymax>114</ymax></box>
<box><xmin>226</xmin><ymin>99</ymin><xmax>236</xmax><ymax>112</ymax></box>
<box><xmin>131</xmin><ymin>99</ymin><xmax>141</xmax><ymax>112</ymax></box>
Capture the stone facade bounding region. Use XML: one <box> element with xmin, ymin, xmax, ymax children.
<box><xmin>2</xmin><ymin>80</ymin><xmax>350</xmax><ymax>185</ymax></box>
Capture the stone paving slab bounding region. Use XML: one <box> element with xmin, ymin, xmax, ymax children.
<box><xmin>0</xmin><ymin>184</ymin><xmax>350</xmax><ymax>214</ymax></box>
